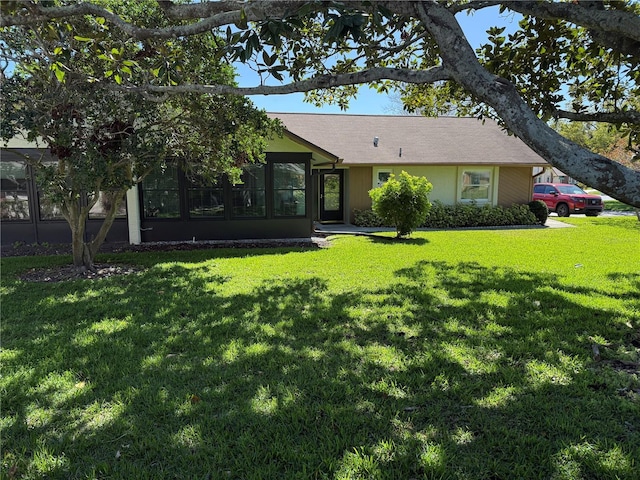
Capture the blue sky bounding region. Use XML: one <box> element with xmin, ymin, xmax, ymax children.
<box><xmin>236</xmin><ymin>6</ymin><xmax>522</xmax><ymax>115</ymax></box>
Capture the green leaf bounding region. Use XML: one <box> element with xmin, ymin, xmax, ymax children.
<box><xmin>53</xmin><ymin>68</ymin><xmax>65</xmax><ymax>83</ymax></box>
<box><xmin>73</xmin><ymin>36</ymin><xmax>93</xmax><ymax>42</ymax></box>
<box><xmin>235</xmin><ymin>8</ymin><xmax>248</xmax><ymax>29</ymax></box>
<box><xmin>53</xmin><ymin>46</ymin><xmax>63</xmax><ymax>55</ymax></box>
<box><xmin>262</xmin><ymin>50</ymin><xmax>273</xmax><ymax>66</ymax></box>
<box><xmin>114</xmin><ymin>74</ymin><xmax>122</xmax><ymax>85</ymax></box>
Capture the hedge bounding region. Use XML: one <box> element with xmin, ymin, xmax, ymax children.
<box><xmin>353</xmin><ymin>201</ymin><xmax>540</xmax><ymax>229</ymax></box>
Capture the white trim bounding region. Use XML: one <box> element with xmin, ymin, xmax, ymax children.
<box><xmin>457</xmin><ymin>167</ymin><xmax>494</xmax><ymax>204</ymax></box>
<box><xmin>126</xmin><ymin>185</ymin><xmax>141</xmax><ymax>245</ymax></box>
<box><xmin>373</xmin><ymin>168</ymin><xmax>394</xmax><ymax>188</ymax></box>
<box><xmin>492</xmin><ymin>167</ymin><xmax>499</xmax><ymax>205</ymax></box>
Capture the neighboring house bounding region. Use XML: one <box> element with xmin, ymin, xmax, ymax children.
<box><xmin>534</xmin><ymin>166</ymin><xmax>577</xmax><ymax>185</ymax></box>
<box><xmin>0</xmin><ymin>114</ymin><xmax>548</xmax><ymax>245</ymax></box>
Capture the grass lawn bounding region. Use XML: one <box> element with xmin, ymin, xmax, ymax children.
<box><xmin>2</xmin><ymin>217</ymin><xmax>639</xmax><ymax>479</ymax></box>
<box><xmin>604</xmin><ymin>199</ymin><xmax>637</xmax><ymax>212</ymax></box>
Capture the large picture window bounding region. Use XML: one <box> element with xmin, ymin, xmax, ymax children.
<box><xmin>188</xmin><ymin>177</ymin><xmax>225</xmax><ymax>218</ymax></box>
<box><xmin>232</xmin><ymin>164</ymin><xmax>265</xmax><ymax>217</ymax></box>
<box><xmin>141</xmin><ymin>164</ymin><xmax>180</xmax><ymax>218</ymax></box>
<box><xmin>460</xmin><ymin>169</ymin><xmax>492</xmax><ymax>202</ymax></box>
<box><xmin>273</xmin><ymin>162</ymin><xmax>306</xmax><ymax>216</ymax></box>
<box><xmin>1</xmin><ymin>161</ymin><xmax>30</xmax><ymax>220</ymax></box>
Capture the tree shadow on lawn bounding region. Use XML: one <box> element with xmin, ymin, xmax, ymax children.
<box><xmin>2</xmin><ymin>259</ymin><xmax>639</xmax><ymax>479</ymax></box>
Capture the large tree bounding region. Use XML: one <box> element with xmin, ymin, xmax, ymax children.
<box><xmin>1</xmin><ymin>0</ymin><xmax>639</xmax><ymax>207</ymax></box>
<box><xmin>1</xmin><ymin>0</ymin><xmax>280</xmax><ymax>271</ymax></box>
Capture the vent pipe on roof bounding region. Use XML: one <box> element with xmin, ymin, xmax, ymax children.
<box><xmin>373</xmin><ymin>136</ymin><xmax>379</xmax><ymax>147</ymax></box>
<box><xmin>399</xmin><ymin>148</ymin><xmax>402</xmax><ymax>157</ymax></box>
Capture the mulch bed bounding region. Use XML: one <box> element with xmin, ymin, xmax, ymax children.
<box><xmin>4</xmin><ymin>237</ymin><xmax>330</xmax><ymax>283</ymax></box>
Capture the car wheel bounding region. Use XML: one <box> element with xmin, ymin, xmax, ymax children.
<box><xmin>556</xmin><ymin>203</ymin><xmax>570</xmax><ymax>217</ymax></box>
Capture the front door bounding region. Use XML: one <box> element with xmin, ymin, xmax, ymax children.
<box><xmin>319</xmin><ymin>170</ymin><xmax>343</xmax><ymax>222</ymax></box>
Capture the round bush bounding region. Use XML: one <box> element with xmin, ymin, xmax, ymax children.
<box><xmin>528</xmin><ymin>200</ymin><xmax>549</xmax><ymax>225</ymax></box>
<box><xmin>369</xmin><ymin>171</ymin><xmax>432</xmax><ymax>237</ymax></box>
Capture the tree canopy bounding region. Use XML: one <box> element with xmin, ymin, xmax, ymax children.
<box><xmin>1</xmin><ymin>0</ymin><xmax>639</xmax><ymax>206</ymax></box>
<box><xmin>0</xmin><ymin>0</ymin><xmax>280</xmax><ymax>270</ymax></box>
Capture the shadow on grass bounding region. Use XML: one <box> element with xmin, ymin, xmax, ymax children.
<box><xmin>2</xmin><ymin>258</ymin><xmax>639</xmax><ymax>479</ymax></box>
<box><xmin>363</xmin><ymin>235</ymin><xmax>430</xmax><ymax>246</ymax></box>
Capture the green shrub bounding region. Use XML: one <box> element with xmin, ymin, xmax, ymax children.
<box><xmin>422</xmin><ymin>202</ymin><xmax>538</xmax><ymax>228</ymax></box>
<box><xmin>354</xmin><ymin>202</ymin><xmax>539</xmax><ymax>229</ymax></box>
<box><xmin>369</xmin><ymin>171</ymin><xmax>432</xmax><ymax>237</ymax></box>
<box><xmin>352</xmin><ymin>208</ymin><xmax>388</xmax><ymax>227</ymax></box>
<box><xmin>528</xmin><ymin>200</ymin><xmax>549</xmax><ymax>225</ymax></box>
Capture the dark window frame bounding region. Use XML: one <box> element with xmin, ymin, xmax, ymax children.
<box><xmin>140</xmin><ymin>163</ymin><xmax>181</xmax><ymax>219</ymax></box>
<box><xmin>1</xmin><ymin>159</ymin><xmax>32</xmax><ymax>222</ymax></box>
<box><xmin>272</xmin><ymin>160</ymin><xmax>308</xmax><ymax>218</ymax></box>
<box><xmin>138</xmin><ymin>154</ymin><xmax>311</xmax><ymax>223</ymax></box>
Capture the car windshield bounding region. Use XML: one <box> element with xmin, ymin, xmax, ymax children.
<box><xmin>557</xmin><ymin>185</ymin><xmax>586</xmax><ymax>195</ymax></box>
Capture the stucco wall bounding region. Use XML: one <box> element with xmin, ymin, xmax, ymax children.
<box><xmin>348</xmin><ymin>165</ymin><xmax>535</xmax><ymax>220</ymax></box>
<box><xmin>394</xmin><ymin>166</ymin><xmax>458</xmax><ymax>205</ymax></box>
<box><xmin>349</xmin><ymin>165</ymin><xmax>459</xmax><ymax>220</ymax></box>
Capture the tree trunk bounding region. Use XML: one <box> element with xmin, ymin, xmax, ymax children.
<box><xmin>66</xmin><ymin>189</ymin><xmax>127</xmax><ymax>274</ymax></box>
<box><xmin>413</xmin><ymin>2</ymin><xmax>640</xmax><ymax>207</ymax></box>
<box><xmin>68</xmin><ymin>204</ymin><xmax>94</xmax><ymax>273</ymax></box>
<box><xmin>85</xmin><ymin>190</ymin><xmax>127</xmax><ymax>264</ymax></box>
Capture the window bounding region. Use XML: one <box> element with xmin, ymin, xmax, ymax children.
<box><xmin>460</xmin><ymin>169</ymin><xmax>492</xmax><ymax>202</ymax></box>
<box><xmin>273</xmin><ymin>162</ymin><xmax>306</xmax><ymax>216</ymax></box>
<box><xmin>38</xmin><ymin>192</ymin><xmax>65</xmax><ymax>220</ymax></box>
<box><xmin>188</xmin><ymin>177</ymin><xmax>225</xmax><ymax>218</ymax></box>
<box><xmin>374</xmin><ymin>169</ymin><xmax>393</xmax><ymax>188</ymax></box>
<box><xmin>1</xmin><ymin>161</ymin><xmax>30</xmax><ymax>220</ymax></box>
<box><xmin>141</xmin><ymin>164</ymin><xmax>180</xmax><ymax>218</ymax></box>
<box><xmin>88</xmin><ymin>191</ymin><xmax>127</xmax><ymax>219</ymax></box>
<box><xmin>232</xmin><ymin>164</ymin><xmax>265</xmax><ymax>217</ymax></box>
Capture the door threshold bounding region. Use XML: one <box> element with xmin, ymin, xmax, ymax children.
<box><xmin>318</xmin><ymin>220</ymin><xmax>345</xmax><ymax>225</ymax></box>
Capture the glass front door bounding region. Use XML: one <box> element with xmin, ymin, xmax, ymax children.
<box><xmin>319</xmin><ymin>171</ymin><xmax>343</xmax><ymax>222</ymax></box>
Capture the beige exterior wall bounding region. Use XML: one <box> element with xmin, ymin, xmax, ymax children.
<box><xmin>267</xmin><ymin>135</ymin><xmax>336</xmax><ymax>166</ymax></box>
<box><xmin>497</xmin><ymin>167</ymin><xmax>534</xmax><ymax>206</ymax></box>
<box><xmin>371</xmin><ymin>165</ymin><xmax>459</xmax><ymax>204</ymax></box>
<box><xmin>348</xmin><ymin>167</ymin><xmax>373</xmax><ymax>221</ymax></box>
<box><xmin>351</xmin><ymin>165</ymin><xmax>533</xmax><ymax>218</ymax></box>
<box><xmin>267</xmin><ymin>136</ymin><xmax>310</xmax><ymax>153</ymax></box>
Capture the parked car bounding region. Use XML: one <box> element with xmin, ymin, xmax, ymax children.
<box><xmin>533</xmin><ymin>183</ymin><xmax>603</xmax><ymax>217</ymax></box>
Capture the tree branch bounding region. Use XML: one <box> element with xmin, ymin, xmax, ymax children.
<box><xmin>413</xmin><ymin>1</ymin><xmax>640</xmax><ymax>207</ymax></box>
<box><xmin>117</xmin><ymin>66</ymin><xmax>452</xmax><ymax>96</ymax></box>
<box><xmin>504</xmin><ymin>1</ymin><xmax>640</xmax><ymax>43</ymax></box>
<box><xmin>555</xmin><ymin>109</ymin><xmax>640</xmax><ymax>124</ymax></box>
<box><xmin>0</xmin><ymin>1</ymin><xmax>304</xmax><ymax>39</ymax></box>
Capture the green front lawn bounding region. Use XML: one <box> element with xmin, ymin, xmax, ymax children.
<box><xmin>604</xmin><ymin>199</ymin><xmax>637</xmax><ymax>212</ymax></box>
<box><xmin>2</xmin><ymin>217</ymin><xmax>639</xmax><ymax>479</ymax></box>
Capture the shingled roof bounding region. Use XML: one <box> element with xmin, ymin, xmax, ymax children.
<box><xmin>270</xmin><ymin>113</ymin><xmax>548</xmax><ymax>167</ymax></box>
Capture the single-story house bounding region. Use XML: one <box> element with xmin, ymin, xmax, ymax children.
<box><xmin>0</xmin><ymin>113</ymin><xmax>548</xmax><ymax>245</ymax></box>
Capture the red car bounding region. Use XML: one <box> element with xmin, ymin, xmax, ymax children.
<box><xmin>533</xmin><ymin>183</ymin><xmax>603</xmax><ymax>217</ymax></box>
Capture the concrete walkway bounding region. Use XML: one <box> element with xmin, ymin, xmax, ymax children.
<box><xmin>314</xmin><ymin>218</ymin><xmax>573</xmax><ymax>236</ymax></box>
